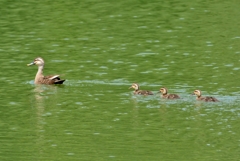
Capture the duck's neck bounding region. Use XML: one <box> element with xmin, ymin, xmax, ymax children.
<box><xmin>135</xmin><ymin>88</ymin><xmax>139</xmax><ymax>92</ymax></box>
<box><xmin>35</xmin><ymin>65</ymin><xmax>44</xmax><ymax>84</ymax></box>
<box><xmin>162</xmin><ymin>93</ymin><xmax>168</xmax><ymax>98</ymax></box>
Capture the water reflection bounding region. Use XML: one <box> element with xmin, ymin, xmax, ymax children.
<box><xmin>33</xmin><ymin>85</ymin><xmax>46</xmax><ymax>158</ymax></box>
<box><xmin>33</xmin><ymin>85</ymin><xmax>61</xmax><ymax>158</ymax></box>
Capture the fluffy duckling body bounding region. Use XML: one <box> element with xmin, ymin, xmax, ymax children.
<box><xmin>193</xmin><ymin>90</ymin><xmax>219</xmax><ymax>102</ymax></box>
<box><xmin>28</xmin><ymin>57</ymin><xmax>65</xmax><ymax>85</ymax></box>
<box><xmin>159</xmin><ymin>87</ymin><xmax>180</xmax><ymax>99</ymax></box>
<box><xmin>129</xmin><ymin>83</ymin><xmax>153</xmax><ymax>95</ymax></box>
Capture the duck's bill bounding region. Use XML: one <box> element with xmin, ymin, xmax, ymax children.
<box><xmin>129</xmin><ymin>86</ymin><xmax>133</xmax><ymax>89</ymax></box>
<box><xmin>27</xmin><ymin>62</ymin><xmax>35</xmax><ymax>66</ymax></box>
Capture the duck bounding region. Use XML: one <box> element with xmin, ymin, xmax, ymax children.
<box><xmin>159</xmin><ymin>87</ymin><xmax>180</xmax><ymax>99</ymax></box>
<box><xmin>192</xmin><ymin>90</ymin><xmax>219</xmax><ymax>102</ymax></box>
<box><xmin>129</xmin><ymin>83</ymin><xmax>153</xmax><ymax>95</ymax></box>
<box><xmin>27</xmin><ymin>57</ymin><xmax>65</xmax><ymax>85</ymax></box>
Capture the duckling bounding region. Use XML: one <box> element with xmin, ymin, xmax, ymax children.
<box><xmin>27</xmin><ymin>57</ymin><xmax>65</xmax><ymax>85</ymax></box>
<box><xmin>129</xmin><ymin>83</ymin><xmax>153</xmax><ymax>95</ymax></box>
<box><xmin>192</xmin><ymin>90</ymin><xmax>219</xmax><ymax>102</ymax></box>
<box><xmin>159</xmin><ymin>87</ymin><xmax>180</xmax><ymax>99</ymax></box>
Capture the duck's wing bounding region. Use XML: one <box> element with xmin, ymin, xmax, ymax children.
<box><xmin>167</xmin><ymin>94</ymin><xmax>180</xmax><ymax>99</ymax></box>
<box><xmin>48</xmin><ymin>75</ymin><xmax>60</xmax><ymax>80</ymax></box>
<box><xmin>43</xmin><ymin>75</ymin><xmax>65</xmax><ymax>84</ymax></box>
<box><xmin>205</xmin><ymin>96</ymin><xmax>219</xmax><ymax>102</ymax></box>
<box><xmin>137</xmin><ymin>90</ymin><xmax>154</xmax><ymax>95</ymax></box>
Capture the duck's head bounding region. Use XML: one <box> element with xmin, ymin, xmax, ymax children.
<box><xmin>27</xmin><ymin>57</ymin><xmax>45</xmax><ymax>67</ymax></box>
<box><xmin>193</xmin><ymin>90</ymin><xmax>201</xmax><ymax>97</ymax></box>
<box><xmin>159</xmin><ymin>87</ymin><xmax>168</xmax><ymax>94</ymax></box>
<box><xmin>129</xmin><ymin>83</ymin><xmax>139</xmax><ymax>90</ymax></box>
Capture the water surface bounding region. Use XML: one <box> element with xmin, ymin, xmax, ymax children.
<box><xmin>0</xmin><ymin>1</ymin><xmax>239</xmax><ymax>161</ymax></box>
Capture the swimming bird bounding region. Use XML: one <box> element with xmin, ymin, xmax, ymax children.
<box><xmin>192</xmin><ymin>90</ymin><xmax>219</xmax><ymax>102</ymax></box>
<box><xmin>129</xmin><ymin>83</ymin><xmax>153</xmax><ymax>95</ymax></box>
<box><xmin>159</xmin><ymin>87</ymin><xmax>180</xmax><ymax>99</ymax></box>
<box><xmin>27</xmin><ymin>57</ymin><xmax>65</xmax><ymax>85</ymax></box>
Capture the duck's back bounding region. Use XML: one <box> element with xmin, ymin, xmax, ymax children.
<box><xmin>199</xmin><ymin>96</ymin><xmax>219</xmax><ymax>102</ymax></box>
<box><xmin>135</xmin><ymin>90</ymin><xmax>153</xmax><ymax>95</ymax></box>
<box><xmin>167</xmin><ymin>94</ymin><xmax>180</xmax><ymax>99</ymax></box>
<box><xmin>162</xmin><ymin>94</ymin><xmax>180</xmax><ymax>99</ymax></box>
<box><xmin>36</xmin><ymin>75</ymin><xmax>65</xmax><ymax>85</ymax></box>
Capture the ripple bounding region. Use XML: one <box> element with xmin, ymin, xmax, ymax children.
<box><xmin>136</xmin><ymin>52</ymin><xmax>158</xmax><ymax>56</ymax></box>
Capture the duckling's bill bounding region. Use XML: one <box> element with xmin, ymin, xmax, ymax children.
<box><xmin>129</xmin><ymin>86</ymin><xmax>133</xmax><ymax>89</ymax></box>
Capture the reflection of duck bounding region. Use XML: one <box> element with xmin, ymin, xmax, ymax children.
<box><xmin>159</xmin><ymin>87</ymin><xmax>180</xmax><ymax>99</ymax></box>
<box><xmin>129</xmin><ymin>83</ymin><xmax>153</xmax><ymax>95</ymax></box>
<box><xmin>27</xmin><ymin>57</ymin><xmax>65</xmax><ymax>85</ymax></box>
<box><xmin>192</xmin><ymin>90</ymin><xmax>219</xmax><ymax>102</ymax></box>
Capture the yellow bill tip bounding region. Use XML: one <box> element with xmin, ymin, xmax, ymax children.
<box><xmin>27</xmin><ymin>62</ymin><xmax>35</xmax><ymax>66</ymax></box>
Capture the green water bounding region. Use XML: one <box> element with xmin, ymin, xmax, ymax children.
<box><xmin>0</xmin><ymin>0</ymin><xmax>239</xmax><ymax>160</ymax></box>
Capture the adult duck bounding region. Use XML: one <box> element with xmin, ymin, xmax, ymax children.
<box><xmin>27</xmin><ymin>57</ymin><xmax>65</xmax><ymax>85</ymax></box>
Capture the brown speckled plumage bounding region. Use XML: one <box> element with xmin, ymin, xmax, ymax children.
<box><xmin>159</xmin><ymin>87</ymin><xmax>180</xmax><ymax>99</ymax></box>
<box><xmin>28</xmin><ymin>57</ymin><xmax>65</xmax><ymax>85</ymax></box>
<box><xmin>129</xmin><ymin>83</ymin><xmax>153</xmax><ymax>95</ymax></box>
<box><xmin>193</xmin><ymin>90</ymin><xmax>219</xmax><ymax>102</ymax></box>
